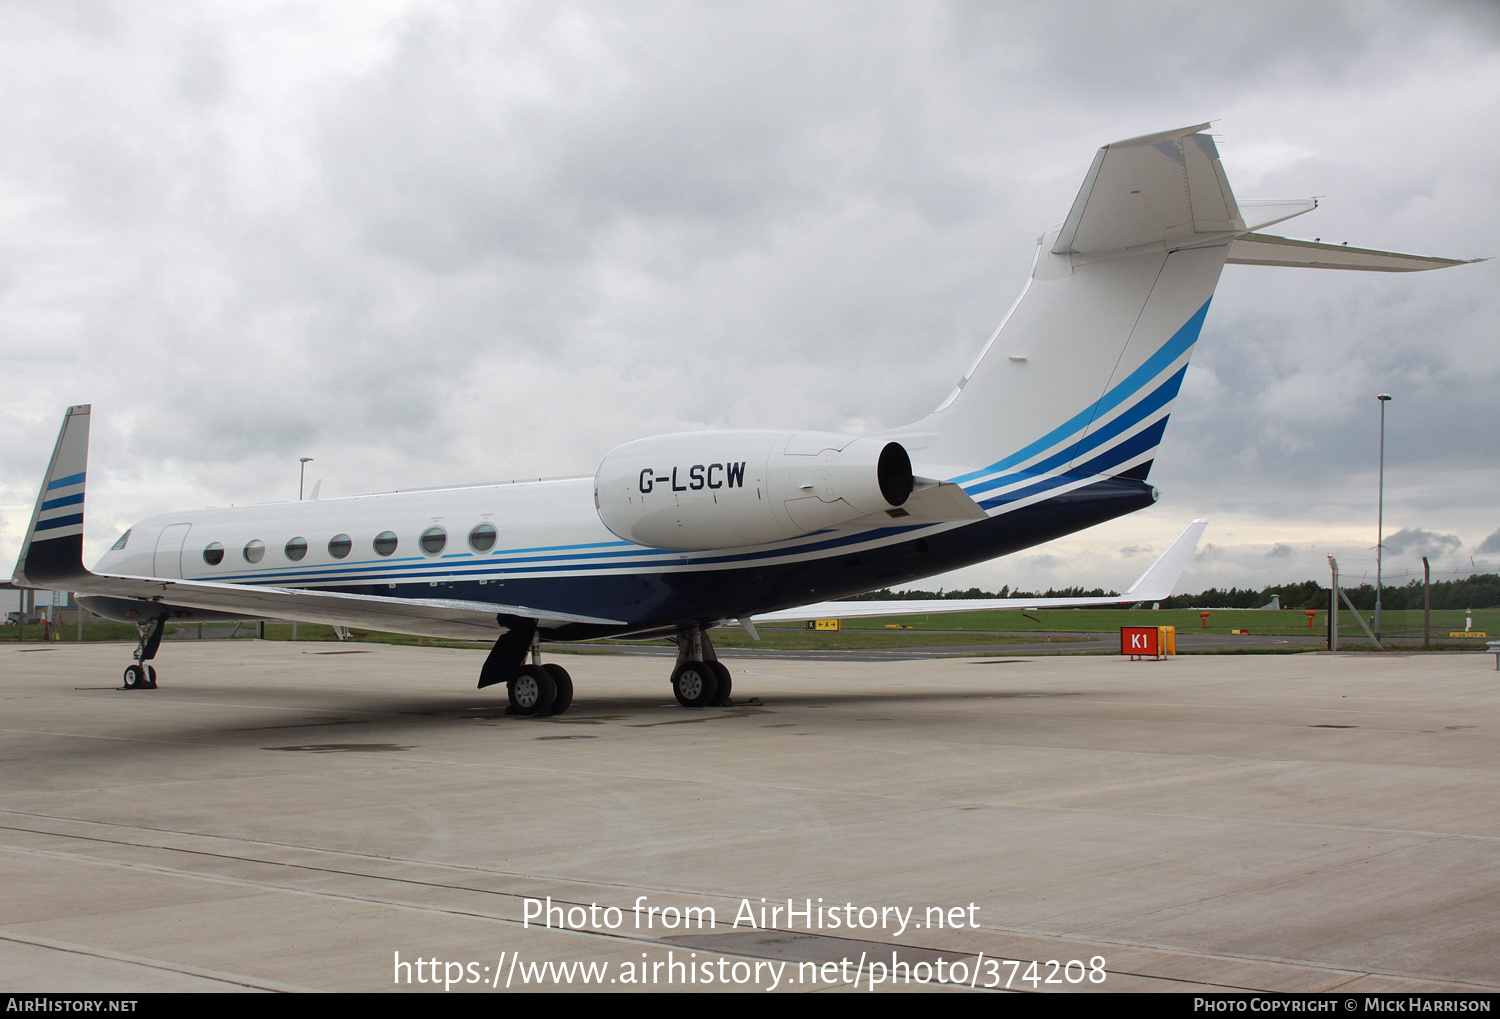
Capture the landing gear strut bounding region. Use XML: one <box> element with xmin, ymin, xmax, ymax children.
<box><xmin>478</xmin><ymin>617</ymin><xmax>572</xmax><ymax>716</ymax></box>
<box><xmin>123</xmin><ymin>615</ymin><xmax>167</xmax><ymax>690</ymax></box>
<box><xmin>671</xmin><ymin>627</ymin><xmax>732</xmax><ymax>708</ymax></box>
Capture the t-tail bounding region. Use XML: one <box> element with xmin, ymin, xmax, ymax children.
<box><xmin>889</xmin><ymin>123</ymin><xmax>1480</xmax><ymax>512</ymax></box>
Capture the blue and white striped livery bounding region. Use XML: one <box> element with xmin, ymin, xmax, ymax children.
<box><xmin>11</xmin><ymin>124</ymin><xmax>1478</xmax><ymax>708</ymax></box>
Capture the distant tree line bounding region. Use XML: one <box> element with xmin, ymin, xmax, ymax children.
<box><xmin>843</xmin><ymin>573</ymin><xmax>1500</xmax><ymax>610</ymax></box>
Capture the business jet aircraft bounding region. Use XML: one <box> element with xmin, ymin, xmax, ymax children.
<box><xmin>12</xmin><ymin>124</ymin><xmax>1477</xmax><ymax>714</ymax></box>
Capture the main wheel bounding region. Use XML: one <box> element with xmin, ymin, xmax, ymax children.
<box><xmin>671</xmin><ymin>661</ymin><xmax>719</xmax><ymax>708</ymax></box>
<box><xmin>123</xmin><ymin>664</ymin><xmax>145</xmax><ymax>689</ymax></box>
<box><xmin>707</xmin><ymin>661</ymin><xmax>732</xmax><ymax>705</ymax></box>
<box><xmin>145</xmin><ymin>665</ymin><xmax>158</xmax><ymax>689</ymax></box>
<box><xmin>542</xmin><ymin>663</ymin><xmax>573</xmax><ymax>715</ymax></box>
<box><xmin>508</xmin><ymin>665</ymin><xmax>556</xmax><ymax>716</ymax></box>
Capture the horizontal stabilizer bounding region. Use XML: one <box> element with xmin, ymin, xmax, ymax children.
<box><xmin>1227</xmin><ymin>233</ymin><xmax>1484</xmax><ymax>272</ymax></box>
<box><xmin>747</xmin><ymin>519</ymin><xmax>1207</xmax><ymax>624</ymax></box>
<box><xmin>1053</xmin><ymin>123</ymin><xmax>1243</xmax><ymax>257</ymax></box>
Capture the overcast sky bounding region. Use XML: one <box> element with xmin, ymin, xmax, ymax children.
<box><xmin>2</xmin><ymin>0</ymin><xmax>1496</xmax><ymax>598</ymax></box>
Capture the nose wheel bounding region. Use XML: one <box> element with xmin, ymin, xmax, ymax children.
<box><xmin>123</xmin><ymin>664</ymin><xmax>157</xmax><ymax>689</ymax></box>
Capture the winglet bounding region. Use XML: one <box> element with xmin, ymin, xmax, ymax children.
<box><xmin>13</xmin><ymin>405</ymin><xmax>92</xmax><ymax>589</ymax></box>
<box><xmin>1122</xmin><ymin>518</ymin><xmax>1207</xmax><ymax>602</ymax></box>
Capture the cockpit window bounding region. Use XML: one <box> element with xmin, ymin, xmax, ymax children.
<box><xmin>111</xmin><ymin>530</ymin><xmax>131</xmax><ymax>550</ymax></box>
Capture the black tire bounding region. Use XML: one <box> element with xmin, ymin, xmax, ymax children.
<box><xmin>707</xmin><ymin>661</ymin><xmax>732</xmax><ymax>705</ymax></box>
<box><xmin>123</xmin><ymin>665</ymin><xmax>145</xmax><ymax>689</ymax></box>
<box><xmin>508</xmin><ymin>665</ymin><xmax>556</xmax><ymax>716</ymax></box>
<box><xmin>145</xmin><ymin>665</ymin><xmax>158</xmax><ymax>689</ymax></box>
<box><xmin>542</xmin><ymin>664</ymin><xmax>573</xmax><ymax>715</ymax></box>
<box><xmin>671</xmin><ymin>661</ymin><xmax>719</xmax><ymax>708</ymax></box>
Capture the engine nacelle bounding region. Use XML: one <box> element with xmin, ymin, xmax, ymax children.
<box><xmin>594</xmin><ymin>430</ymin><xmax>914</xmax><ymax>550</ymax></box>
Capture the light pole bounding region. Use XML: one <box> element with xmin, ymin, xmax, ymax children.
<box><xmin>1376</xmin><ymin>394</ymin><xmax>1391</xmax><ymax>640</ymax></box>
<box><xmin>299</xmin><ymin>457</ymin><xmax>314</xmax><ymax>501</ymax></box>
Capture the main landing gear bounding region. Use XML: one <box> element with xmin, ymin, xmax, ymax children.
<box><xmin>475</xmin><ymin>617</ymin><xmax>733</xmax><ymax>714</ymax></box>
<box><xmin>670</xmin><ymin>627</ymin><xmax>733</xmax><ymax>708</ymax></box>
<box><xmin>477</xmin><ymin>618</ymin><xmax>572</xmax><ymax>717</ymax></box>
<box><xmin>123</xmin><ymin>615</ymin><xmax>168</xmax><ymax>690</ymax></box>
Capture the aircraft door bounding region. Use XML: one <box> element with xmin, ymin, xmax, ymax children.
<box><xmin>152</xmin><ymin>523</ymin><xmax>192</xmax><ymax>579</ymax></box>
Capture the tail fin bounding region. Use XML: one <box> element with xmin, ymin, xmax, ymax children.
<box><xmin>897</xmin><ymin>125</ymin><xmax>1241</xmax><ymax>488</ymax></box>
<box><xmin>13</xmin><ymin>405</ymin><xmax>92</xmax><ymax>589</ymax></box>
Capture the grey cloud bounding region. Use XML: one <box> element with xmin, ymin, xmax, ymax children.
<box><xmin>1194</xmin><ymin>544</ymin><xmax>1227</xmax><ymax>563</ymax></box>
<box><xmin>1476</xmin><ymin>529</ymin><xmax>1500</xmax><ymax>555</ymax></box>
<box><xmin>1382</xmin><ymin>528</ymin><xmax>1462</xmax><ymax>557</ymax></box>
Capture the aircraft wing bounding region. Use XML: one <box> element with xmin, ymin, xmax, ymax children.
<box><xmin>747</xmin><ymin>518</ymin><xmax>1207</xmax><ymax>624</ymax></box>
<box><xmin>11</xmin><ymin>406</ymin><xmax>624</xmax><ymax>640</ymax></box>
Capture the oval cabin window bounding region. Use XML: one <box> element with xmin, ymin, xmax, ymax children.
<box><xmin>469</xmin><ymin>522</ymin><xmax>497</xmax><ymax>552</ymax></box>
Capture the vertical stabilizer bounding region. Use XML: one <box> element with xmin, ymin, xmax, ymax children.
<box><xmin>895</xmin><ymin>126</ymin><xmax>1240</xmax><ymax>501</ymax></box>
<box><xmin>13</xmin><ymin>405</ymin><xmax>92</xmax><ymax>588</ymax></box>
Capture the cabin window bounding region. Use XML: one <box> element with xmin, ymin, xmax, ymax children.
<box><xmin>243</xmin><ymin>539</ymin><xmax>266</xmax><ymax>564</ymax></box>
<box><xmin>374</xmin><ymin>531</ymin><xmax>398</xmax><ymax>557</ymax></box>
<box><xmin>203</xmin><ymin>542</ymin><xmax>224</xmax><ymax>566</ymax></box>
<box><xmin>420</xmin><ymin>526</ymin><xmax>447</xmax><ymax>555</ymax></box>
<box><xmin>328</xmin><ymin>534</ymin><xmax>352</xmax><ymax>559</ymax></box>
<box><xmin>285</xmin><ymin>537</ymin><xmax>308</xmax><ymax>561</ymax></box>
<box><xmin>111</xmin><ymin>530</ymin><xmax>131</xmax><ymax>550</ymax></box>
<box><xmin>469</xmin><ymin>522</ymin><xmax>497</xmax><ymax>552</ymax></box>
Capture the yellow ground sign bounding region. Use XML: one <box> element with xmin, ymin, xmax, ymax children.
<box><xmin>807</xmin><ymin>619</ymin><xmax>841</xmax><ymax>631</ymax></box>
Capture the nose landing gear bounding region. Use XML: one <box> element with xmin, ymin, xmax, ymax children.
<box><xmin>122</xmin><ymin>615</ymin><xmax>167</xmax><ymax>689</ymax></box>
